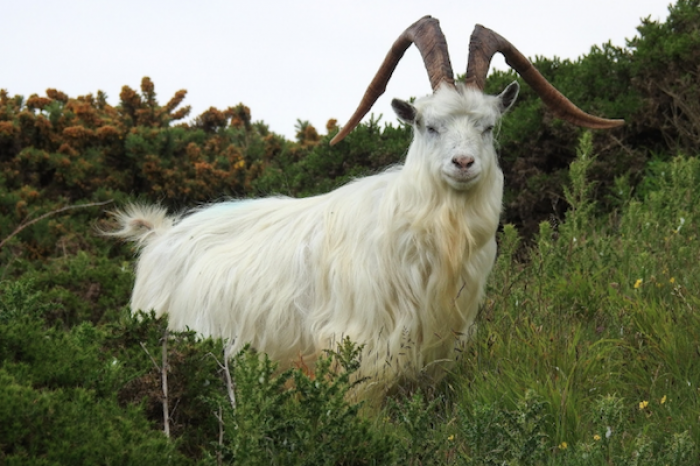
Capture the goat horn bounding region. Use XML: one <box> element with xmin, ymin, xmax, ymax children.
<box><xmin>465</xmin><ymin>24</ymin><xmax>624</xmax><ymax>129</ymax></box>
<box><xmin>330</xmin><ymin>16</ymin><xmax>455</xmax><ymax>145</ymax></box>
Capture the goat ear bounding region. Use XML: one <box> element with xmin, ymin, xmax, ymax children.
<box><xmin>392</xmin><ymin>99</ymin><xmax>417</xmax><ymax>124</ymax></box>
<box><xmin>498</xmin><ymin>81</ymin><xmax>520</xmax><ymax>114</ymax></box>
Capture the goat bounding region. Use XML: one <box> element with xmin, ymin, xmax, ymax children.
<box><xmin>110</xmin><ymin>17</ymin><xmax>622</xmax><ymax>400</ymax></box>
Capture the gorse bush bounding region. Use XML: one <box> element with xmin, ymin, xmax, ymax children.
<box><xmin>0</xmin><ymin>77</ymin><xmax>289</xmax><ymax>265</ymax></box>
<box><xmin>0</xmin><ymin>77</ymin><xmax>284</xmax><ymax>204</ymax></box>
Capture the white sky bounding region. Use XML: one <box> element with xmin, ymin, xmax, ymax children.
<box><xmin>2</xmin><ymin>1</ymin><xmax>671</xmax><ymax>140</ymax></box>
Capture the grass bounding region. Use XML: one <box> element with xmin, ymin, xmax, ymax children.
<box><xmin>437</xmin><ymin>133</ymin><xmax>700</xmax><ymax>464</ymax></box>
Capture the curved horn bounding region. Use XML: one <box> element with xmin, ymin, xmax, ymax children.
<box><xmin>465</xmin><ymin>24</ymin><xmax>624</xmax><ymax>129</ymax></box>
<box><xmin>330</xmin><ymin>16</ymin><xmax>455</xmax><ymax>145</ymax></box>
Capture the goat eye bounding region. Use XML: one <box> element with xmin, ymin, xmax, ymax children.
<box><xmin>482</xmin><ymin>125</ymin><xmax>494</xmax><ymax>135</ymax></box>
<box><xmin>426</xmin><ymin>125</ymin><xmax>439</xmax><ymax>135</ymax></box>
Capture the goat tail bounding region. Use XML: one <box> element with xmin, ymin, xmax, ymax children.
<box><xmin>103</xmin><ymin>204</ymin><xmax>174</xmax><ymax>246</ymax></box>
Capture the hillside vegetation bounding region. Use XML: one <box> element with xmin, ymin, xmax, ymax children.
<box><xmin>1</xmin><ymin>1</ymin><xmax>699</xmax><ymax>464</ymax></box>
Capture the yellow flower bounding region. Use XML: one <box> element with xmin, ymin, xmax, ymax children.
<box><xmin>634</xmin><ymin>279</ymin><xmax>643</xmax><ymax>289</ymax></box>
<box><xmin>639</xmin><ymin>400</ymin><xmax>649</xmax><ymax>410</ymax></box>
<box><xmin>669</xmin><ymin>277</ymin><xmax>675</xmax><ymax>284</ymax></box>
<box><xmin>660</xmin><ymin>395</ymin><xmax>667</xmax><ymax>404</ymax></box>
<box><xmin>558</xmin><ymin>442</ymin><xmax>568</xmax><ymax>450</ymax></box>
<box><xmin>594</xmin><ymin>434</ymin><xmax>601</xmax><ymax>441</ymax></box>
<box><xmin>447</xmin><ymin>435</ymin><xmax>455</xmax><ymax>441</ymax></box>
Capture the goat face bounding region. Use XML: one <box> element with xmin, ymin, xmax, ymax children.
<box><xmin>392</xmin><ymin>81</ymin><xmax>519</xmax><ymax>191</ymax></box>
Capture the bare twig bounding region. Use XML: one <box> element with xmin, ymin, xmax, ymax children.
<box><xmin>608</xmin><ymin>133</ymin><xmax>637</xmax><ymax>159</ymax></box>
<box><xmin>204</xmin><ymin>340</ymin><xmax>237</xmax><ymax>412</ymax></box>
<box><xmin>223</xmin><ymin>340</ymin><xmax>237</xmax><ymax>410</ymax></box>
<box><xmin>139</xmin><ymin>333</ymin><xmax>171</xmax><ymax>438</ymax></box>
<box><xmin>215</xmin><ymin>405</ymin><xmax>224</xmax><ymax>466</ymax></box>
<box><xmin>139</xmin><ymin>342</ymin><xmax>160</xmax><ymax>371</ymax></box>
<box><xmin>0</xmin><ymin>199</ymin><xmax>114</xmax><ymax>250</ymax></box>
<box><xmin>161</xmin><ymin>329</ymin><xmax>170</xmax><ymax>438</ymax></box>
<box><xmin>659</xmin><ymin>81</ymin><xmax>700</xmax><ymax>149</ymax></box>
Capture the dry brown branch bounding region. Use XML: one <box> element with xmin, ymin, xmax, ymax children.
<box><xmin>658</xmin><ymin>79</ymin><xmax>700</xmax><ymax>149</ymax></box>
<box><xmin>0</xmin><ymin>199</ymin><xmax>114</xmax><ymax>250</ymax></box>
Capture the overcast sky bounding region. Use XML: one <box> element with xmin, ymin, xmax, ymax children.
<box><xmin>2</xmin><ymin>1</ymin><xmax>671</xmax><ymax>140</ymax></box>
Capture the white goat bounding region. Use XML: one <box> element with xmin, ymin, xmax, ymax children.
<box><xmin>110</xmin><ymin>17</ymin><xmax>622</xmax><ymax>400</ymax></box>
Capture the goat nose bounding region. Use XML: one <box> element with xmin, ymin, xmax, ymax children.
<box><xmin>452</xmin><ymin>156</ymin><xmax>475</xmax><ymax>170</ymax></box>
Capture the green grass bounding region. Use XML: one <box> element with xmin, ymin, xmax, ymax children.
<box><xmin>442</xmin><ymin>133</ymin><xmax>700</xmax><ymax>464</ymax></box>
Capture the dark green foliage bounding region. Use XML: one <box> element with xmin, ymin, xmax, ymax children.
<box><xmin>15</xmin><ymin>252</ymin><xmax>134</xmax><ymax>327</ymax></box>
<box><xmin>0</xmin><ymin>280</ymin><xmax>191</xmax><ymax>465</ymax></box>
<box><xmin>486</xmin><ymin>48</ymin><xmax>640</xmax><ymax>237</ymax></box>
<box><xmin>630</xmin><ymin>0</ymin><xmax>700</xmax><ymax>151</ymax></box>
<box><xmin>212</xmin><ymin>339</ymin><xmax>394</xmax><ymax>465</ymax></box>
<box><xmin>0</xmin><ymin>279</ymin><xmax>396</xmax><ymax>464</ymax></box>
<box><xmin>253</xmin><ymin>116</ymin><xmax>411</xmax><ymax>197</ymax></box>
<box><xmin>0</xmin><ymin>280</ymin><xmax>109</xmax><ymax>392</ymax></box>
<box><xmin>0</xmin><ymin>371</ymin><xmax>187</xmax><ymax>466</ymax></box>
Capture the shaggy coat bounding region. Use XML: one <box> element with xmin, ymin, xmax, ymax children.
<box><xmin>111</xmin><ymin>82</ymin><xmax>517</xmax><ymax>398</ymax></box>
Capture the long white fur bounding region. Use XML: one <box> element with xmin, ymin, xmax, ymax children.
<box><xmin>110</xmin><ymin>83</ymin><xmax>514</xmax><ymax>400</ymax></box>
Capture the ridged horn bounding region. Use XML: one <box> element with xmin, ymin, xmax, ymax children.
<box><xmin>330</xmin><ymin>16</ymin><xmax>455</xmax><ymax>145</ymax></box>
<box><xmin>465</xmin><ymin>24</ymin><xmax>624</xmax><ymax>129</ymax></box>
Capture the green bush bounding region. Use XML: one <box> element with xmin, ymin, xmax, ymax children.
<box><xmin>211</xmin><ymin>339</ymin><xmax>394</xmax><ymax>465</ymax></box>
<box><xmin>0</xmin><ymin>280</ymin><xmax>191</xmax><ymax>465</ymax></box>
<box><xmin>0</xmin><ymin>371</ymin><xmax>188</xmax><ymax>466</ymax></box>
